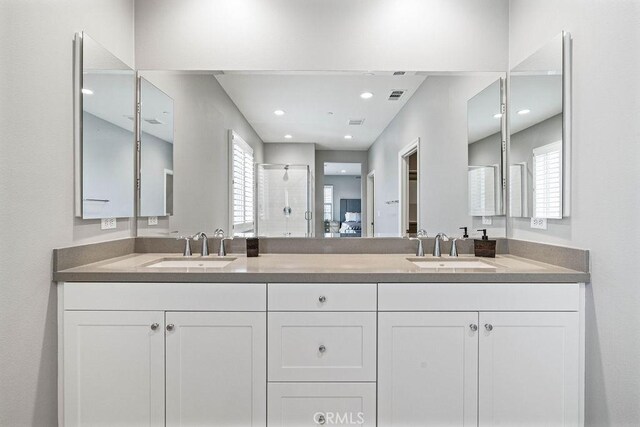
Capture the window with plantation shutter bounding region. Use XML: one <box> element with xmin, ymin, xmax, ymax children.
<box><xmin>232</xmin><ymin>133</ymin><xmax>254</xmax><ymax>232</ymax></box>
<box><xmin>468</xmin><ymin>166</ymin><xmax>496</xmax><ymax>216</ymax></box>
<box><xmin>323</xmin><ymin>185</ymin><xmax>333</xmax><ymax>221</ymax></box>
<box><xmin>533</xmin><ymin>141</ymin><xmax>562</xmax><ymax>219</ymax></box>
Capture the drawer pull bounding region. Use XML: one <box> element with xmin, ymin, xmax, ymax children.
<box><xmin>150</xmin><ymin>323</ymin><xmax>159</xmax><ymax>331</ymax></box>
<box><xmin>318</xmin><ymin>345</ymin><xmax>327</xmax><ymax>353</ymax></box>
<box><xmin>318</xmin><ymin>295</ymin><xmax>327</xmax><ymax>303</ymax></box>
<box><xmin>316</xmin><ymin>414</ymin><xmax>326</xmax><ymax>425</ymax></box>
<box><xmin>469</xmin><ymin>324</ymin><xmax>478</xmax><ymax>332</ymax></box>
<box><xmin>485</xmin><ymin>324</ymin><xmax>493</xmax><ymax>332</ymax></box>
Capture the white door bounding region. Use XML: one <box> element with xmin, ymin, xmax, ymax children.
<box><xmin>165</xmin><ymin>312</ymin><xmax>267</xmax><ymax>426</ymax></box>
<box><xmin>63</xmin><ymin>310</ymin><xmax>165</xmax><ymax>426</ymax></box>
<box><xmin>378</xmin><ymin>312</ymin><xmax>479</xmax><ymax>427</ymax></box>
<box><xmin>268</xmin><ymin>382</ymin><xmax>376</xmax><ymax>426</ymax></box>
<box><xmin>479</xmin><ymin>312</ymin><xmax>580</xmax><ymax>426</ymax></box>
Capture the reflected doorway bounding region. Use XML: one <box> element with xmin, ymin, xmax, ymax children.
<box><xmin>399</xmin><ymin>138</ymin><xmax>420</xmax><ymax>236</ymax></box>
<box><xmin>366</xmin><ymin>171</ymin><xmax>375</xmax><ymax>237</ymax></box>
<box><xmin>323</xmin><ymin>162</ymin><xmax>362</xmax><ymax>237</ymax></box>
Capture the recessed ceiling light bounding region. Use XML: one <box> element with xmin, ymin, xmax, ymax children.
<box><xmin>274</xmin><ymin>109</ymin><xmax>285</xmax><ymax>116</ymax></box>
<box><xmin>284</xmin><ymin>134</ymin><xmax>292</xmax><ymax>139</ymax></box>
<box><xmin>493</xmin><ymin>113</ymin><xmax>503</xmax><ymax>119</ymax></box>
<box><xmin>344</xmin><ymin>135</ymin><xmax>353</xmax><ymax>140</ymax></box>
<box><xmin>81</xmin><ymin>88</ymin><xmax>93</xmax><ymax>95</ymax></box>
<box><xmin>360</xmin><ymin>92</ymin><xmax>374</xmax><ymax>99</ymax></box>
<box><xmin>517</xmin><ymin>109</ymin><xmax>531</xmax><ymax>115</ymax></box>
<box><xmin>341</xmin><ymin>169</ymin><xmax>347</xmax><ymax>174</ymax></box>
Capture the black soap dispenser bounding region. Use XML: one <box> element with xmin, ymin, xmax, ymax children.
<box><xmin>474</xmin><ymin>229</ymin><xmax>496</xmax><ymax>258</ymax></box>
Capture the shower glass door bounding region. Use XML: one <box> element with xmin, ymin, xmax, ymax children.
<box><xmin>256</xmin><ymin>164</ymin><xmax>312</xmax><ymax>237</ymax></box>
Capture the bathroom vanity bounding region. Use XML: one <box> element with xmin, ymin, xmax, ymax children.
<box><xmin>54</xmin><ymin>243</ymin><xmax>588</xmax><ymax>427</ymax></box>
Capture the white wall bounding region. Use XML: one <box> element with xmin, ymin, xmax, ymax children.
<box><xmin>140</xmin><ymin>132</ymin><xmax>173</xmax><ymax>217</ymax></box>
<box><xmin>509</xmin><ymin>1</ymin><xmax>640</xmax><ymax>425</ymax></box>
<box><xmin>264</xmin><ymin>143</ymin><xmax>315</xmax><ymax>167</ymax></box>
<box><xmin>134</xmin><ymin>0</ymin><xmax>508</xmax><ymax>72</ymax></box>
<box><xmin>367</xmin><ymin>75</ymin><xmax>507</xmax><ymax>238</ymax></box>
<box><xmin>0</xmin><ymin>1</ymin><xmax>135</xmax><ymax>425</ymax></box>
<box><xmin>83</xmin><ymin>112</ymin><xmax>136</xmax><ymax>218</ymax></box>
<box><xmin>137</xmin><ymin>72</ymin><xmax>264</xmax><ymax>236</ymax></box>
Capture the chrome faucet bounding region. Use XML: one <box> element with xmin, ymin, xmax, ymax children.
<box><xmin>450</xmin><ymin>226</ymin><xmax>469</xmax><ymax>257</ymax></box>
<box><xmin>177</xmin><ymin>235</ymin><xmax>193</xmax><ymax>257</ymax></box>
<box><xmin>193</xmin><ymin>232</ymin><xmax>209</xmax><ymax>256</ymax></box>
<box><xmin>433</xmin><ymin>233</ymin><xmax>450</xmax><ymax>257</ymax></box>
<box><xmin>411</xmin><ymin>229</ymin><xmax>428</xmax><ymax>256</ymax></box>
<box><xmin>449</xmin><ymin>238</ymin><xmax>459</xmax><ymax>257</ymax></box>
<box><xmin>214</xmin><ymin>228</ymin><xmax>233</xmax><ymax>256</ymax></box>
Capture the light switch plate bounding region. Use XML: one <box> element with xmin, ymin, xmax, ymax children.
<box><xmin>482</xmin><ymin>216</ymin><xmax>493</xmax><ymax>225</ymax></box>
<box><xmin>101</xmin><ymin>218</ymin><xmax>116</xmax><ymax>230</ymax></box>
<box><xmin>531</xmin><ymin>217</ymin><xmax>547</xmax><ymax>230</ymax></box>
<box><xmin>148</xmin><ymin>216</ymin><xmax>158</xmax><ymax>226</ymax></box>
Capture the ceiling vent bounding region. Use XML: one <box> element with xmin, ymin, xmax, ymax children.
<box><xmin>393</xmin><ymin>71</ymin><xmax>406</xmax><ymax>76</ymax></box>
<box><xmin>388</xmin><ymin>90</ymin><xmax>406</xmax><ymax>101</ymax></box>
<box><xmin>348</xmin><ymin>118</ymin><xmax>365</xmax><ymax>126</ymax></box>
<box><xmin>144</xmin><ymin>118</ymin><xmax>164</xmax><ymax>125</ymax></box>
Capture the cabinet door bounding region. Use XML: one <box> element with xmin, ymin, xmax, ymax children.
<box><xmin>63</xmin><ymin>310</ymin><xmax>165</xmax><ymax>427</ymax></box>
<box><xmin>378</xmin><ymin>312</ymin><xmax>479</xmax><ymax>427</ymax></box>
<box><xmin>165</xmin><ymin>312</ymin><xmax>266</xmax><ymax>426</ymax></box>
<box><xmin>268</xmin><ymin>382</ymin><xmax>376</xmax><ymax>426</ymax></box>
<box><xmin>479</xmin><ymin>312</ymin><xmax>580</xmax><ymax>426</ymax></box>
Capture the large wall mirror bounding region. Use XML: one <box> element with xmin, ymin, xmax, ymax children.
<box><xmin>509</xmin><ymin>32</ymin><xmax>571</xmax><ymax>219</ymax></box>
<box><xmin>74</xmin><ymin>32</ymin><xmax>135</xmax><ymax>219</ymax></box>
<box><xmin>130</xmin><ymin>71</ymin><xmax>507</xmax><ymax>240</ymax></box>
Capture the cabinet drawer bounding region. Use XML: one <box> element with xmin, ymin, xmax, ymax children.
<box><xmin>268</xmin><ymin>283</ymin><xmax>376</xmax><ymax>311</ymax></box>
<box><xmin>268</xmin><ymin>312</ymin><xmax>376</xmax><ymax>382</ymax></box>
<box><xmin>268</xmin><ymin>382</ymin><xmax>376</xmax><ymax>426</ymax></box>
<box><xmin>379</xmin><ymin>283</ymin><xmax>579</xmax><ymax>311</ymax></box>
<box><xmin>63</xmin><ymin>282</ymin><xmax>266</xmax><ymax>311</ymax></box>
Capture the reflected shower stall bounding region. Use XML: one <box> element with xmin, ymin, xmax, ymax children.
<box><xmin>256</xmin><ymin>164</ymin><xmax>312</xmax><ymax>237</ymax></box>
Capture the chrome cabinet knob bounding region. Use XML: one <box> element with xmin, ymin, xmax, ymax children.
<box><xmin>317</xmin><ymin>414</ymin><xmax>326</xmax><ymax>425</ymax></box>
<box><xmin>318</xmin><ymin>345</ymin><xmax>326</xmax><ymax>353</ymax></box>
<box><xmin>485</xmin><ymin>324</ymin><xmax>493</xmax><ymax>331</ymax></box>
<box><xmin>150</xmin><ymin>323</ymin><xmax>159</xmax><ymax>331</ymax></box>
<box><xmin>469</xmin><ymin>324</ymin><xmax>478</xmax><ymax>332</ymax></box>
<box><xmin>318</xmin><ymin>295</ymin><xmax>327</xmax><ymax>303</ymax></box>
<box><xmin>166</xmin><ymin>324</ymin><xmax>175</xmax><ymax>331</ymax></box>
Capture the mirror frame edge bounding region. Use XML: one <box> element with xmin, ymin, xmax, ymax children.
<box><xmin>562</xmin><ymin>31</ymin><xmax>572</xmax><ymax>218</ymax></box>
<box><xmin>73</xmin><ymin>32</ymin><xmax>83</xmax><ymax>218</ymax></box>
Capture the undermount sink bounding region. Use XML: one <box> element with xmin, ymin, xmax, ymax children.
<box><xmin>408</xmin><ymin>258</ymin><xmax>496</xmax><ymax>270</ymax></box>
<box><xmin>144</xmin><ymin>257</ymin><xmax>237</xmax><ymax>269</ymax></box>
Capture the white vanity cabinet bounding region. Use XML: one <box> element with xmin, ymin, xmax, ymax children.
<box><xmin>377</xmin><ymin>283</ymin><xmax>584</xmax><ymax>427</ymax></box>
<box><xmin>59</xmin><ymin>280</ymin><xmax>584</xmax><ymax>427</ymax></box>
<box><xmin>59</xmin><ymin>283</ymin><xmax>267</xmax><ymax>427</ymax></box>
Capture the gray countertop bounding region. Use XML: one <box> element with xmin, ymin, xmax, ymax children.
<box><xmin>54</xmin><ymin>253</ymin><xmax>590</xmax><ymax>283</ymax></box>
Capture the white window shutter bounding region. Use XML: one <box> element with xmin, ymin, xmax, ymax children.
<box><xmin>232</xmin><ymin>134</ymin><xmax>255</xmax><ymax>232</ymax></box>
<box><xmin>533</xmin><ymin>141</ymin><xmax>562</xmax><ymax>219</ymax></box>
